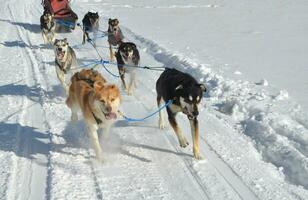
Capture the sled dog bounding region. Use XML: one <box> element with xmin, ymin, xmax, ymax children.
<box><xmin>40</xmin><ymin>10</ymin><xmax>55</xmax><ymax>44</ymax></box>
<box><xmin>82</xmin><ymin>11</ymin><xmax>99</xmax><ymax>46</ymax></box>
<box><xmin>53</xmin><ymin>38</ymin><xmax>78</xmax><ymax>94</ymax></box>
<box><xmin>66</xmin><ymin>69</ymin><xmax>121</xmax><ymax>161</ymax></box>
<box><xmin>115</xmin><ymin>42</ymin><xmax>140</xmax><ymax>95</ymax></box>
<box><xmin>156</xmin><ymin>68</ymin><xmax>206</xmax><ymax>159</ymax></box>
<box><xmin>107</xmin><ymin>18</ymin><xmax>124</xmax><ymax>61</ymax></box>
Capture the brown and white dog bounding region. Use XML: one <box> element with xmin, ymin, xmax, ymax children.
<box><xmin>40</xmin><ymin>10</ymin><xmax>55</xmax><ymax>44</ymax></box>
<box><xmin>156</xmin><ymin>68</ymin><xmax>206</xmax><ymax>159</ymax></box>
<box><xmin>107</xmin><ymin>18</ymin><xmax>124</xmax><ymax>61</ymax></box>
<box><xmin>66</xmin><ymin>69</ymin><xmax>121</xmax><ymax>161</ymax></box>
<box><xmin>53</xmin><ymin>38</ymin><xmax>78</xmax><ymax>94</ymax></box>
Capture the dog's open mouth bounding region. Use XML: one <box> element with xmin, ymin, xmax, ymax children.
<box><xmin>103</xmin><ymin>111</ymin><xmax>117</xmax><ymax>120</ymax></box>
<box><xmin>182</xmin><ymin>107</ymin><xmax>195</xmax><ymax>120</ymax></box>
<box><xmin>57</xmin><ymin>51</ymin><xmax>65</xmax><ymax>59</ymax></box>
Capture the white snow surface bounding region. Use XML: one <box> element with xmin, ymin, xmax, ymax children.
<box><xmin>0</xmin><ymin>0</ymin><xmax>308</xmax><ymax>199</ymax></box>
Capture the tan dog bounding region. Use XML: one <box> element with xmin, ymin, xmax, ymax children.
<box><xmin>66</xmin><ymin>69</ymin><xmax>121</xmax><ymax>161</ymax></box>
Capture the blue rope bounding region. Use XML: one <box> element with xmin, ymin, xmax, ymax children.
<box><xmin>100</xmin><ymin>60</ymin><xmax>120</xmax><ymax>77</ymax></box>
<box><xmin>79</xmin><ymin>60</ymin><xmax>101</xmax><ymax>68</ymax></box>
<box><xmin>121</xmin><ymin>100</ymin><xmax>173</xmax><ymax>122</ymax></box>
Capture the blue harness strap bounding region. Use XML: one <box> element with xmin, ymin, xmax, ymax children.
<box><xmin>119</xmin><ymin>100</ymin><xmax>173</xmax><ymax>122</ymax></box>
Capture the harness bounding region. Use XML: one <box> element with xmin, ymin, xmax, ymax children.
<box><xmin>55</xmin><ymin>59</ymin><xmax>70</xmax><ymax>74</ymax></box>
<box><xmin>75</xmin><ymin>71</ymin><xmax>103</xmax><ymax>125</ymax></box>
<box><xmin>75</xmin><ymin>72</ymin><xmax>95</xmax><ymax>87</ymax></box>
<box><xmin>92</xmin><ymin>111</ymin><xmax>102</xmax><ymax>124</ymax></box>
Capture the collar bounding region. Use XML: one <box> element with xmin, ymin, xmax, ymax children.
<box><xmin>92</xmin><ymin>111</ymin><xmax>102</xmax><ymax>124</ymax></box>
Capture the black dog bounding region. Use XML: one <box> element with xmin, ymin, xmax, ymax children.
<box><xmin>108</xmin><ymin>18</ymin><xmax>124</xmax><ymax>61</ymax></box>
<box><xmin>82</xmin><ymin>12</ymin><xmax>99</xmax><ymax>46</ymax></box>
<box><xmin>116</xmin><ymin>42</ymin><xmax>140</xmax><ymax>95</ymax></box>
<box><xmin>156</xmin><ymin>68</ymin><xmax>206</xmax><ymax>159</ymax></box>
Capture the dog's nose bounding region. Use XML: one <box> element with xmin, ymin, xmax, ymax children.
<box><xmin>106</xmin><ymin>106</ymin><xmax>112</xmax><ymax>113</ymax></box>
<box><xmin>113</xmin><ymin>28</ymin><xmax>117</xmax><ymax>31</ymax></box>
<box><xmin>192</xmin><ymin>110</ymin><xmax>199</xmax><ymax>116</ymax></box>
<box><xmin>125</xmin><ymin>52</ymin><xmax>129</xmax><ymax>57</ymax></box>
<box><xmin>58</xmin><ymin>48</ymin><xmax>62</xmax><ymax>51</ymax></box>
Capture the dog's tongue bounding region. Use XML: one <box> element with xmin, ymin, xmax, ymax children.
<box><xmin>105</xmin><ymin>112</ymin><xmax>117</xmax><ymax>120</ymax></box>
<box><xmin>57</xmin><ymin>52</ymin><xmax>64</xmax><ymax>59</ymax></box>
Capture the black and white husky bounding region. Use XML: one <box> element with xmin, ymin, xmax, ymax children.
<box><xmin>40</xmin><ymin>11</ymin><xmax>55</xmax><ymax>44</ymax></box>
<box><xmin>156</xmin><ymin>68</ymin><xmax>206</xmax><ymax>159</ymax></box>
<box><xmin>115</xmin><ymin>42</ymin><xmax>140</xmax><ymax>95</ymax></box>
<box><xmin>53</xmin><ymin>38</ymin><xmax>78</xmax><ymax>94</ymax></box>
<box><xmin>82</xmin><ymin>12</ymin><xmax>99</xmax><ymax>46</ymax></box>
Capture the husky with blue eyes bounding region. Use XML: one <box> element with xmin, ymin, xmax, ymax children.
<box><xmin>156</xmin><ymin>68</ymin><xmax>206</xmax><ymax>159</ymax></box>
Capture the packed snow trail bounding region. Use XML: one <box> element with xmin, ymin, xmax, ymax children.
<box><xmin>0</xmin><ymin>0</ymin><xmax>308</xmax><ymax>199</ymax></box>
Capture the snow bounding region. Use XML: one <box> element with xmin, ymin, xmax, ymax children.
<box><xmin>0</xmin><ymin>0</ymin><xmax>308</xmax><ymax>199</ymax></box>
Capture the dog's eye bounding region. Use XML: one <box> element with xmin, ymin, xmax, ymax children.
<box><xmin>100</xmin><ymin>100</ymin><xmax>105</xmax><ymax>104</ymax></box>
<box><xmin>110</xmin><ymin>98</ymin><xmax>115</xmax><ymax>102</ymax></box>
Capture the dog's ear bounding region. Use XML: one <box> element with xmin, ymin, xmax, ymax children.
<box><xmin>198</xmin><ymin>83</ymin><xmax>207</xmax><ymax>92</ymax></box>
<box><xmin>131</xmin><ymin>43</ymin><xmax>137</xmax><ymax>49</ymax></box>
<box><xmin>63</xmin><ymin>38</ymin><xmax>68</xmax><ymax>44</ymax></box>
<box><xmin>94</xmin><ymin>81</ymin><xmax>104</xmax><ymax>91</ymax></box>
<box><xmin>108</xmin><ymin>18</ymin><xmax>112</xmax><ymax>23</ymax></box>
<box><xmin>53</xmin><ymin>39</ymin><xmax>58</xmax><ymax>46</ymax></box>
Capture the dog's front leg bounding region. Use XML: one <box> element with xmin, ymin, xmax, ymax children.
<box><xmin>82</xmin><ymin>31</ymin><xmax>86</xmax><ymax>44</ymax></box>
<box><xmin>87</xmin><ymin>124</ymin><xmax>104</xmax><ymax>161</ymax></box>
<box><xmin>118</xmin><ymin>68</ymin><xmax>127</xmax><ymax>91</ymax></box>
<box><xmin>167</xmin><ymin>108</ymin><xmax>189</xmax><ymax>148</ymax></box>
<box><xmin>42</xmin><ymin>32</ymin><xmax>48</xmax><ymax>44</ymax></box>
<box><xmin>50</xmin><ymin>30</ymin><xmax>55</xmax><ymax>44</ymax></box>
<box><xmin>127</xmin><ymin>71</ymin><xmax>136</xmax><ymax>95</ymax></box>
<box><xmin>157</xmin><ymin>96</ymin><xmax>165</xmax><ymax>129</ymax></box>
<box><xmin>56</xmin><ymin>66</ymin><xmax>68</xmax><ymax>94</ymax></box>
<box><xmin>189</xmin><ymin>118</ymin><xmax>202</xmax><ymax>160</ymax></box>
<box><xmin>109</xmin><ymin>43</ymin><xmax>115</xmax><ymax>61</ymax></box>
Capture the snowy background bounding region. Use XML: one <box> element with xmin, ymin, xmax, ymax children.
<box><xmin>0</xmin><ymin>0</ymin><xmax>307</xmax><ymax>199</ymax></box>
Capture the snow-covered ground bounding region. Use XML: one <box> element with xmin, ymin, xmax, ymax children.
<box><xmin>0</xmin><ymin>0</ymin><xmax>308</xmax><ymax>199</ymax></box>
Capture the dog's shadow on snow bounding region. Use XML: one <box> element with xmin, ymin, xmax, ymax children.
<box><xmin>0</xmin><ymin>40</ymin><xmax>51</xmax><ymax>50</ymax></box>
<box><xmin>0</xmin><ymin>81</ymin><xmax>65</xmax><ymax>103</ymax></box>
<box><xmin>0</xmin><ymin>19</ymin><xmax>41</xmax><ymax>33</ymax></box>
<box><xmin>0</xmin><ymin>122</ymin><xmax>50</xmax><ymax>163</ymax></box>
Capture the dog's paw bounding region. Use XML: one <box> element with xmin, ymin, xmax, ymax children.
<box><xmin>71</xmin><ymin>114</ymin><xmax>78</xmax><ymax>121</ymax></box>
<box><xmin>194</xmin><ymin>153</ymin><xmax>204</xmax><ymax>160</ymax></box>
<box><xmin>179</xmin><ymin>138</ymin><xmax>189</xmax><ymax>148</ymax></box>
<box><xmin>127</xmin><ymin>89</ymin><xmax>133</xmax><ymax>96</ymax></box>
<box><xmin>159</xmin><ymin>121</ymin><xmax>165</xmax><ymax>129</ymax></box>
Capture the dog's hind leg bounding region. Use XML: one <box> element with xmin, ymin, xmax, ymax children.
<box><xmin>157</xmin><ymin>96</ymin><xmax>165</xmax><ymax>129</ymax></box>
<box><xmin>87</xmin><ymin>124</ymin><xmax>104</xmax><ymax>161</ymax></box>
<box><xmin>167</xmin><ymin>108</ymin><xmax>189</xmax><ymax>148</ymax></box>
<box><xmin>189</xmin><ymin>118</ymin><xmax>202</xmax><ymax>159</ymax></box>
